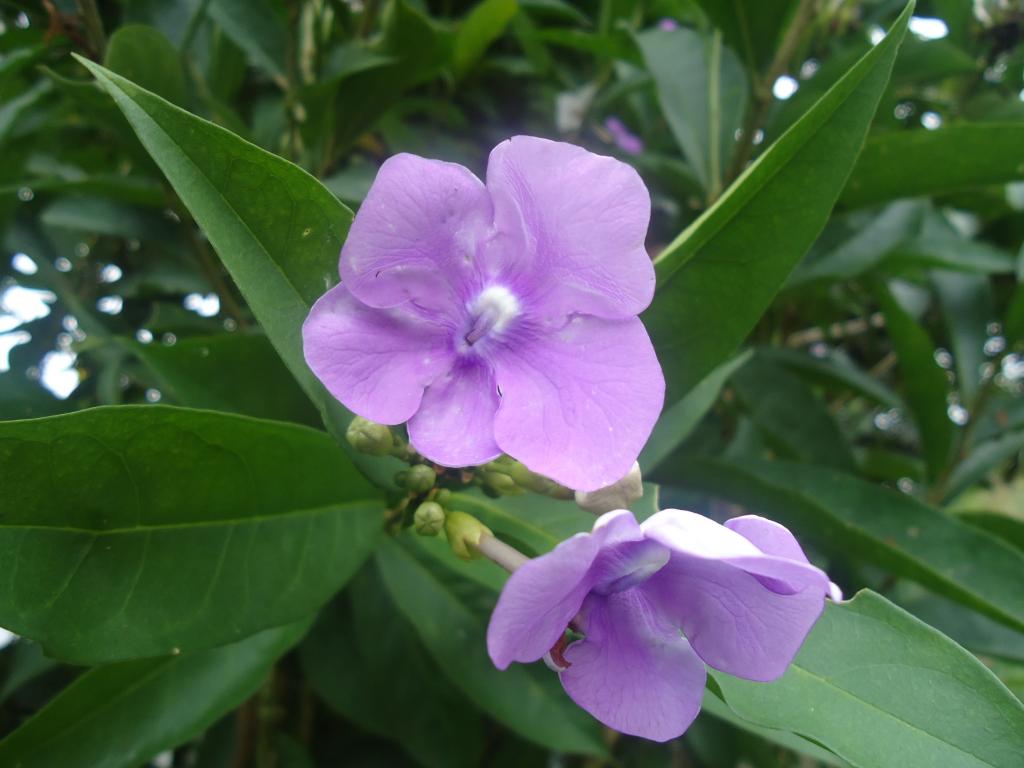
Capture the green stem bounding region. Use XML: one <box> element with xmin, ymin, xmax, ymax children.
<box><xmin>75</xmin><ymin>0</ymin><xmax>107</xmax><ymax>58</ymax></box>
<box><xmin>180</xmin><ymin>0</ymin><xmax>213</xmax><ymax>55</ymax></box>
<box><xmin>724</xmin><ymin>0</ymin><xmax>818</xmax><ymax>186</ymax></box>
<box><xmin>707</xmin><ymin>30</ymin><xmax>723</xmax><ymax>204</ymax></box>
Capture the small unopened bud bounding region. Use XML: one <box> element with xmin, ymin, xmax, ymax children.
<box><xmin>402</xmin><ymin>464</ymin><xmax>436</xmax><ymax>494</ymax></box>
<box><xmin>480</xmin><ymin>469</ymin><xmax>522</xmax><ymax>496</ymax></box>
<box><xmin>345</xmin><ymin>416</ymin><xmax>393</xmax><ymax>456</ymax></box>
<box><xmin>505</xmin><ymin>460</ymin><xmax>571</xmax><ymax>498</ymax></box>
<box><xmin>414</xmin><ymin>501</ymin><xmax>445</xmax><ymax>536</ymax></box>
<box><xmin>574</xmin><ymin>461</ymin><xmax>643</xmax><ymax>514</ymax></box>
<box><xmin>444</xmin><ymin>511</ymin><xmax>492</xmax><ymax>560</ymax></box>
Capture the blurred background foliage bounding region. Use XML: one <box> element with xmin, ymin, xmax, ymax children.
<box><xmin>0</xmin><ymin>0</ymin><xmax>1023</xmax><ymax>766</ymax></box>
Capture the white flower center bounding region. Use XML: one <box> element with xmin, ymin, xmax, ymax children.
<box><xmin>465</xmin><ymin>285</ymin><xmax>520</xmax><ymax>345</ymax></box>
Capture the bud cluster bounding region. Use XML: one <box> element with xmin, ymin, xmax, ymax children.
<box><xmin>479</xmin><ymin>456</ymin><xmax>572</xmax><ymax>499</ymax></box>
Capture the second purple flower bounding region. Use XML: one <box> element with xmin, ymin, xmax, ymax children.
<box><xmin>303</xmin><ymin>136</ymin><xmax>664</xmax><ymax>491</ymax></box>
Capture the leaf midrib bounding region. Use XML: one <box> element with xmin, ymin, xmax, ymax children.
<box><xmin>780</xmin><ymin>662</ymin><xmax>1008</xmax><ymax>767</ymax></box>
<box><xmin>0</xmin><ymin>501</ymin><xmax>375</xmax><ymax>536</ymax></box>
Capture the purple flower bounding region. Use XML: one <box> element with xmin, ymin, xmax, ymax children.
<box><xmin>302</xmin><ymin>136</ymin><xmax>663</xmax><ymax>491</ymax></box>
<box><xmin>487</xmin><ymin>509</ymin><xmax>834</xmax><ymax>742</ymax></box>
<box><xmin>604</xmin><ymin>117</ymin><xmax>644</xmax><ymax>156</ymax></box>
<box><xmin>658</xmin><ymin>18</ymin><xmax>680</xmax><ymax>31</ymax></box>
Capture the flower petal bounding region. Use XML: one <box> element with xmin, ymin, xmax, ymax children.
<box><xmin>486</xmin><ymin>136</ymin><xmax>654</xmax><ymax>320</ymax></box>
<box><xmin>725</xmin><ymin>515</ymin><xmax>811</xmax><ymax>562</ymax></box>
<box><xmin>491</xmin><ymin>315</ymin><xmax>664</xmax><ymax>491</ymax></box>
<box><xmin>560</xmin><ymin>590</ymin><xmax>706</xmax><ymax>742</ymax></box>
<box><xmin>486</xmin><ymin>510</ymin><xmax>642</xmax><ymax>669</ymax></box>
<box><xmin>407</xmin><ymin>359</ymin><xmax>502</xmax><ymax>467</ymax></box>
<box><xmin>340</xmin><ymin>153</ymin><xmax>492</xmax><ymax>314</ymax></box>
<box><xmin>302</xmin><ymin>283</ymin><xmax>455</xmax><ymax>424</ymax></box>
<box><xmin>641</xmin><ymin>509</ymin><xmax>829</xmax><ymax>682</ymax></box>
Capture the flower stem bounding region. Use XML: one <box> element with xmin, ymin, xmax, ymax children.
<box><xmin>476</xmin><ymin>534</ymin><xmax>529</xmax><ymax>573</ymax></box>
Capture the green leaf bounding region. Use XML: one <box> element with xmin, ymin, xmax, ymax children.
<box><xmin>453</xmin><ymin>0</ymin><xmax>519</xmax><ymax>80</ymax></box>
<box><xmin>132</xmin><ymin>334</ymin><xmax>320</xmax><ymax>425</ymax></box>
<box><xmin>671</xmin><ymin>456</ymin><xmax>1024</xmax><ymax>633</ymax></box>
<box><xmin>757</xmin><ymin>346</ymin><xmax>904</xmax><ymax>410</ymax></box>
<box><xmin>0</xmin><ymin>80</ymin><xmax>52</xmax><ymax>146</ymax></box>
<box><xmin>789</xmin><ymin>200</ymin><xmax>924</xmax><ymax>285</ymax></box>
<box><xmin>645</xmin><ymin>2</ymin><xmax>913</xmax><ymax>402</ymax></box>
<box><xmin>0</xmin><ymin>620</ymin><xmax>310</xmax><ymax>768</ymax></box>
<box><xmin>104</xmin><ymin>24</ymin><xmax>186</xmax><ymax>107</ymax></box>
<box><xmin>301</xmin><ymin>568</ymin><xmax>483</xmax><ymax>768</ymax></box>
<box><xmin>932</xmin><ymin>271</ymin><xmax>993</xmax><ymax>404</ymax></box>
<box><xmin>699</xmin><ymin>693</ymin><xmax>850</xmax><ymax>767</ymax></box>
<box><xmin>637</xmin><ymin>26</ymin><xmax>747</xmax><ymax>197</ymax></box>
<box><xmin>74</xmin><ymin>55</ymin><xmax>350</xmax><ymax>416</ymax></box>
<box><xmin>876</xmin><ymin>282</ymin><xmax>955</xmax><ymax>479</ymax></box>
<box><xmin>731</xmin><ymin>353</ymin><xmax>856</xmax><ymax>470</ymax></box>
<box><xmin>711</xmin><ymin>591</ymin><xmax>1024</xmax><ymax>768</ymax></box>
<box><xmin>39</xmin><ymin>196</ymin><xmax>177</xmax><ymax>242</ymax></box>
<box><xmin>640</xmin><ymin>351</ymin><xmax>751</xmax><ymax>473</ymax></box>
<box><xmin>0</xmin><ymin>406</ymin><xmax>381</xmax><ymax>663</ymax></box>
<box><xmin>893</xmin><ymin>584</ymin><xmax>1024</xmax><ymax>664</ymax></box>
<box><xmin>306</xmin><ymin>0</ymin><xmax>454</xmax><ymax>153</ymax></box>
<box><xmin>958</xmin><ymin>512</ymin><xmax>1024</xmax><ymax>554</ymax></box>
<box><xmin>888</xmin><ymin>239</ymin><xmax>1017</xmax><ymax>275</ymax></box>
<box><xmin>945</xmin><ymin>432</ymin><xmax>1024</xmax><ymax>503</ymax></box>
<box><xmin>208</xmin><ymin>0</ymin><xmax>288</xmax><ymax>83</ymax></box>
<box><xmin>692</xmin><ymin>0</ymin><xmax>796</xmax><ymax>72</ymax></box>
<box><xmin>892</xmin><ymin>37</ymin><xmax>978</xmax><ymax>85</ymax></box>
<box><xmin>0</xmin><ymin>641</ymin><xmax>58</xmax><ymax>703</ymax></box>
<box><xmin>374</xmin><ymin>537</ymin><xmax>606</xmax><ymax>756</ymax></box>
<box><xmin>842</xmin><ymin>124</ymin><xmax>1024</xmax><ymax>208</ymax></box>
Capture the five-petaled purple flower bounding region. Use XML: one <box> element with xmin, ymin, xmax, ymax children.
<box><xmin>303</xmin><ymin>136</ymin><xmax>664</xmax><ymax>491</ymax></box>
<box><xmin>487</xmin><ymin>508</ymin><xmax>835</xmax><ymax>742</ymax></box>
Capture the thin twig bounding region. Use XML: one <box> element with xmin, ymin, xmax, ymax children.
<box><xmin>725</xmin><ymin>0</ymin><xmax>818</xmax><ymax>185</ymax></box>
<box><xmin>75</xmin><ymin>0</ymin><xmax>106</xmax><ymax>58</ymax></box>
<box><xmin>785</xmin><ymin>312</ymin><xmax>885</xmax><ymax>347</ymax></box>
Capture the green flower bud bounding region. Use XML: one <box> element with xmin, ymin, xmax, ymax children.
<box><xmin>481</xmin><ymin>469</ymin><xmax>522</xmax><ymax>496</ymax></box>
<box><xmin>444</xmin><ymin>511</ymin><xmax>492</xmax><ymax>560</ymax></box>
<box><xmin>345</xmin><ymin>416</ymin><xmax>393</xmax><ymax>456</ymax></box>
<box><xmin>404</xmin><ymin>464</ymin><xmax>436</xmax><ymax>494</ymax></box>
<box><xmin>414</xmin><ymin>501</ymin><xmax>446</xmax><ymax>536</ymax></box>
<box><xmin>505</xmin><ymin>460</ymin><xmax>571</xmax><ymax>498</ymax></box>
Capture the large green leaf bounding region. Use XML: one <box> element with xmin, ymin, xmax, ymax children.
<box><xmin>711</xmin><ymin>591</ymin><xmax>1024</xmax><ymax>768</ymax></box>
<box><xmin>731</xmin><ymin>353</ymin><xmax>856</xmax><ymax>470</ymax></box>
<box><xmin>104</xmin><ymin>24</ymin><xmax>186</xmax><ymax>106</ymax></box>
<box><xmin>0</xmin><ymin>620</ymin><xmax>310</xmax><ymax>768</ymax></box>
<box><xmin>639</xmin><ymin>351</ymin><xmax>751</xmax><ymax>473</ymax></box>
<box><xmin>932</xmin><ymin>271</ymin><xmax>993</xmax><ymax>404</ymax></box>
<box><xmin>637</xmin><ymin>25</ymin><xmax>747</xmax><ymax>197</ymax></box>
<box><xmin>453</xmin><ymin>0</ymin><xmax>518</xmax><ymax>80</ymax></box>
<box><xmin>841</xmin><ymin>124</ymin><xmax>1024</xmax><ymax>208</ymax></box>
<box><xmin>132</xmin><ymin>334</ymin><xmax>320</xmax><ymax>425</ymax></box>
<box><xmin>789</xmin><ymin>200</ymin><xmax>924</xmax><ymax>285</ymax></box>
<box><xmin>945</xmin><ymin>432</ymin><xmax>1024</xmax><ymax>503</ymax></box>
<box><xmin>876</xmin><ymin>282</ymin><xmax>955</xmax><ymax>479</ymax></box>
<box><xmin>74</xmin><ymin>55</ymin><xmax>349</xmax><ymax>416</ymax></box>
<box><xmin>645</xmin><ymin>3</ymin><xmax>912</xmax><ymax>402</ymax></box>
<box><xmin>301</xmin><ymin>568</ymin><xmax>483</xmax><ymax>768</ymax></box>
<box><xmin>672</xmin><ymin>456</ymin><xmax>1024</xmax><ymax>633</ymax></box>
<box><xmin>374</xmin><ymin>536</ymin><xmax>606</xmax><ymax>756</ymax></box>
<box><xmin>0</xmin><ymin>406</ymin><xmax>381</xmax><ymax>663</ymax></box>
<box><xmin>208</xmin><ymin>0</ymin><xmax>288</xmax><ymax>83</ymax></box>
<box><xmin>757</xmin><ymin>346</ymin><xmax>904</xmax><ymax>410</ymax></box>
